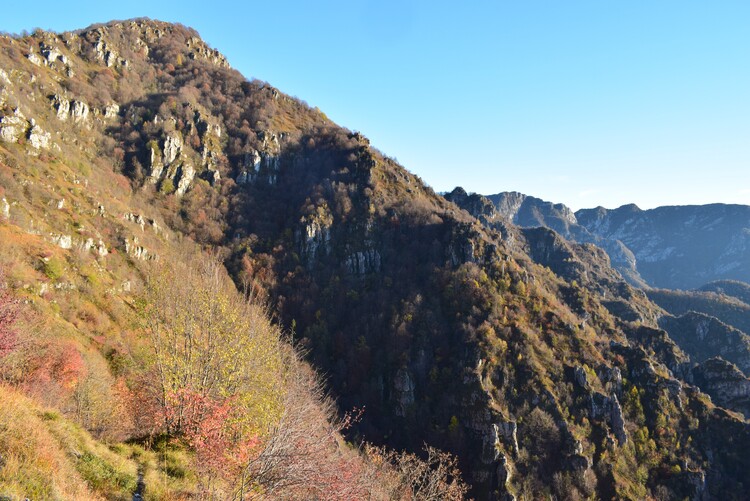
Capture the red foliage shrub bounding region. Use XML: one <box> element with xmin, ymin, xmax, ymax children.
<box><xmin>164</xmin><ymin>387</ymin><xmax>261</xmax><ymax>478</ymax></box>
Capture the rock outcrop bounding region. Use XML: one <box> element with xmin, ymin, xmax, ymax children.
<box><xmin>27</xmin><ymin>120</ymin><xmax>52</xmax><ymax>150</ymax></box>
<box><xmin>690</xmin><ymin>358</ymin><xmax>750</xmax><ymax>418</ymax></box>
<box><xmin>393</xmin><ymin>368</ymin><xmax>415</xmax><ymax>417</ymax></box>
<box><xmin>0</xmin><ymin>110</ymin><xmax>28</xmax><ymax>143</ymax></box>
<box><xmin>590</xmin><ymin>392</ymin><xmax>628</xmax><ymax>445</ymax></box>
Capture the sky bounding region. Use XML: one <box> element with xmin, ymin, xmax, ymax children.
<box><xmin>4</xmin><ymin>1</ymin><xmax>750</xmax><ymax>210</ymax></box>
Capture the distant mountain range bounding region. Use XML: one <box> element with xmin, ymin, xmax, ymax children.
<box><xmin>447</xmin><ymin>188</ymin><xmax>750</xmax><ymax>290</ymax></box>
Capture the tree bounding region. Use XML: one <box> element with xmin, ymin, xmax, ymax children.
<box><xmin>362</xmin><ymin>443</ymin><xmax>469</xmax><ymax>500</ymax></box>
<box><xmin>139</xmin><ymin>255</ymin><xmax>285</xmax><ymax>483</ymax></box>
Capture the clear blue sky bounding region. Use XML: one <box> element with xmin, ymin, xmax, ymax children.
<box><xmin>4</xmin><ymin>1</ymin><xmax>750</xmax><ymax>210</ymax></box>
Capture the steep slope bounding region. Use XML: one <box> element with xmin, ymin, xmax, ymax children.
<box><xmin>1</xmin><ymin>19</ymin><xmax>749</xmax><ymax>500</ymax></box>
<box><xmin>0</xmin><ymin>21</ymin><xmax>469</xmax><ymax>500</ymax></box>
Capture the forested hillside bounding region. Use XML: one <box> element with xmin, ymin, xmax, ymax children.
<box><xmin>1</xmin><ymin>19</ymin><xmax>749</xmax><ymax>500</ymax></box>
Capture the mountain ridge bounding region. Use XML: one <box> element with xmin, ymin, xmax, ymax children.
<box><xmin>454</xmin><ymin>189</ymin><xmax>750</xmax><ymax>290</ymax></box>
<box><xmin>1</xmin><ymin>19</ymin><xmax>750</xmax><ymax>500</ymax></box>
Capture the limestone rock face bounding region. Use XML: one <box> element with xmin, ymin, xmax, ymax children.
<box><xmin>93</xmin><ymin>38</ymin><xmax>128</xmax><ymax>69</ymax></box>
<box><xmin>79</xmin><ymin>238</ymin><xmax>107</xmax><ymax>257</ymax></box>
<box><xmin>246</xmin><ymin>150</ymin><xmax>262</xmax><ymax>173</ymax></box>
<box><xmin>574</xmin><ymin>366</ymin><xmax>590</xmax><ymax>390</ymax></box>
<box><xmin>259</xmin><ymin>131</ymin><xmax>281</xmax><ymax>184</ymax></box>
<box><xmin>444</xmin><ymin>187</ymin><xmax>497</xmax><ymax>223</ymax></box>
<box><xmin>142</xmin><ymin>132</ymin><xmax>194</xmax><ymax>195</ymax></box>
<box><xmin>577</xmin><ymin>203</ymin><xmax>750</xmax><ymax>289</ymax></box>
<box><xmin>71</xmin><ymin>101</ymin><xmax>90</xmax><ymax>123</ymax></box>
<box><xmin>186</xmin><ymin>36</ymin><xmax>229</xmax><ymax>68</ymax></box>
<box><xmin>40</xmin><ymin>42</ymin><xmax>69</xmax><ymax>66</ymax></box>
<box><xmin>104</xmin><ymin>103</ymin><xmax>120</xmax><ymax>119</ymax></box>
<box><xmin>598</xmin><ymin>366</ymin><xmax>623</xmax><ymax>396</ymax></box>
<box><xmin>124</xmin><ymin>237</ymin><xmax>149</xmax><ymax>260</ymax></box>
<box><xmin>393</xmin><ymin>368</ymin><xmax>415</xmax><ymax>417</ymax></box>
<box><xmin>123</xmin><ymin>212</ymin><xmax>146</xmax><ymax>231</ymax></box>
<box><xmin>52</xmin><ymin>95</ymin><xmax>71</xmax><ymax>120</ymax></box>
<box><xmin>453</xmin><ymin>188</ymin><xmax>750</xmax><ymax>289</ymax></box>
<box><xmin>495</xmin><ymin>420</ymin><xmax>519</xmax><ymax>453</ymax></box>
<box><xmin>163</xmin><ymin>134</ymin><xmax>182</xmax><ymax>166</ymax></box>
<box><xmin>148</xmin><ymin>144</ymin><xmax>164</xmax><ymax>180</ymax></box>
<box><xmin>0</xmin><ymin>111</ymin><xmax>28</xmax><ymax>143</ymax></box>
<box><xmin>590</xmin><ymin>391</ymin><xmax>627</xmax><ymax>445</ymax></box>
<box><xmin>27</xmin><ymin>52</ymin><xmax>43</xmax><ymax>66</ymax></box>
<box><xmin>175</xmin><ymin>164</ymin><xmax>195</xmax><ymax>196</ymax></box>
<box><xmin>299</xmin><ymin>209</ymin><xmax>333</xmax><ymax>263</ymax></box>
<box><xmin>496</xmin><ymin>453</ymin><xmax>516</xmax><ymax>501</ymax></box>
<box><xmin>236</xmin><ymin>150</ymin><xmax>261</xmax><ymax>185</ymax></box>
<box><xmin>610</xmin><ymin>393</ymin><xmax>627</xmax><ymax>445</ymax></box>
<box><xmin>50</xmin><ymin>234</ymin><xmax>73</xmax><ymax>249</ymax></box>
<box><xmin>96</xmin><ymin>240</ymin><xmax>109</xmax><ymax>257</ymax></box>
<box><xmin>345</xmin><ymin>249</ymin><xmax>381</xmax><ymax>276</ymax></box>
<box><xmin>28</xmin><ymin>123</ymin><xmax>51</xmax><ymax>150</ymax></box>
<box><xmin>1</xmin><ymin>197</ymin><xmax>10</xmax><ymax>219</ymax></box>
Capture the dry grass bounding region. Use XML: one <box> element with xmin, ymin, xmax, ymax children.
<box><xmin>0</xmin><ymin>385</ymin><xmax>101</xmax><ymax>500</ymax></box>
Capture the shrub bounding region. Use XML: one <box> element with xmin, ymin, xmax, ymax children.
<box><xmin>43</xmin><ymin>257</ymin><xmax>65</xmax><ymax>280</ymax></box>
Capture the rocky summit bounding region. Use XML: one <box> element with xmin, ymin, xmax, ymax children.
<box><xmin>1</xmin><ymin>19</ymin><xmax>750</xmax><ymax>500</ymax></box>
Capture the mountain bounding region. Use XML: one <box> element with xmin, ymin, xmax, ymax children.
<box><xmin>458</xmin><ymin>190</ymin><xmax>750</xmax><ymax>290</ymax></box>
<box><xmin>577</xmin><ymin>204</ymin><xmax>750</xmax><ymax>290</ymax></box>
<box><xmin>446</xmin><ymin>189</ymin><xmax>647</xmax><ymax>287</ymax></box>
<box><xmin>1</xmin><ymin>19</ymin><xmax>750</xmax><ymax>500</ymax></box>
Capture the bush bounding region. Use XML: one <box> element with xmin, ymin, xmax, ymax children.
<box><xmin>43</xmin><ymin>257</ymin><xmax>64</xmax><ymax>280</ymax></box>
